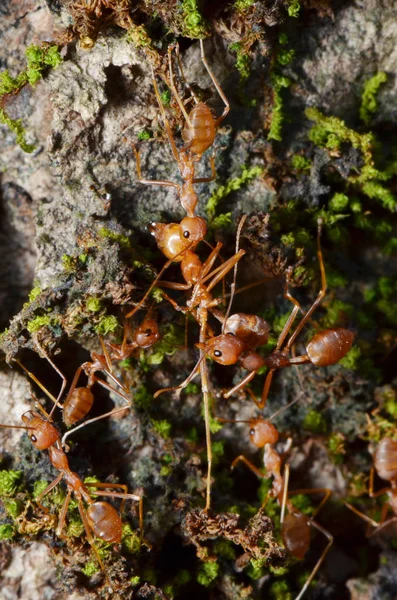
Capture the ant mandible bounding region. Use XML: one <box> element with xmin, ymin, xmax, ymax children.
<box><xmin>201</xmin><ymin>219</ymin><xmax>355</xmax><ymax>409</ymax></box>
<box><xmin>0</xmin><ymin>408</ymin><xmax>144</xmax><ymax>589</ymax></box>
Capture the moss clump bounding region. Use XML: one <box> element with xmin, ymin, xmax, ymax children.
<box><xmin>268</xmin><ymin>75</ymin><xmax>291</xmax><ymax>141</ymax></box>
<box><xmin>26</xmin><ymin>314</ymin><xmax>60</xmax><ymax>333</ymax></box>
<box><xmin>0</xmin><ymin>524</ymin><xmax>15</xmax><ymax>540</ymax></box>
<box><xmin>98</xmin><ymin>227</ymin><xmax>131</xmax><ymax>249</ymax></box>
<box><xmin>327</xmin><ymin>432</ymin><xmax>346</xmax><ymax>464</ymax></box>
<box><xmin>360</xmin><ymin>72</ymin><xmax>387</xmax><ymax>124</ymax></box>
<box><xmin>291</xmin><ymin>155</ymin><xmax>311</xmax><ymax>172</ymax></box>
<box><xmin>206</xmin><ymin>166</ymin><xmax>263</xmax><ymax>221</ymax></box>
<box><xmin>0</xmin><ymin>44</ymin><xmax>62</xmax><ymax>151</ymax></box>
<box><xmin>95</xmin><ymin>315</ymin><xmax>119</xmax><ymax>335</ymax></box>
<box><xmin>234</xmin><ymin>0</ymin><xmax>255</xmax><ymax>11</ymax></box>
<box><xmin>137</xmin><ymin>129</ymin><xmax>152</xmax><ymax>141</ymax></box>
<box><xmin>302</xmin><ymin>409</ymin><xmax>327</xmax><ymax>434</ymax></box>
<box><xmin>339</xmin><ymin>346</ymin><xmax>361</xmax><ymax>370</ymax></box>
<box><xmin>3</xmin><ymin>498</ymin><xmax>24</xmax><ymax>519</ymax></box>
<box><xmin>0</xmin><ymin>470</ymin><xmax>22</xmax><ymax>496</ymax></box>
<box><xmin>133</xmin><ymin>385</ymin><xmax>153</xmax><ymax>410</ymax></box>
<box><xmin>181</xmin><ymin>0</ymin><xmax>207</xmax><ymax>38</ymax></box>
<box><xmin>0</xmin><ymin>109</ymin><xmax>35</xmax><ymax>153</ymax></box>
<box><xmin>122</xmin><ymin>523</ymin><xmax>141</xmax><ymax>554</ymax></box>
<box><xmin>286</xmin><ymin>0</ymin><xmax>300</xmax><ymax>18</ymax></box>
<box><xmin>82</xmin><ymin>560</ymin><xmax>100</xmax><ymax>577</ymax></box>
<box><xmin>143</xmin><ymin>324</ymin><xmax>181</xmax><ymax>366</ymax></box>
<box><xmin>151</xmin><ymin>419</ymin><xmax>172</xmax><ymax>439</ymax></box>
<box><xmin>269</xmin><ymin>579</ymin><xmax>293</xmax><ymax>599</ymax></box>
<box><xmin>230</xmin><ymin>42</ymin><xmax>251</xmax><ymax>82</ymax></box>
<box><xmin>197</xmin><ymin>561</ymin><xmax>220</xmax><ymax>586</ymax></box>
<box><xmin>126</xmin><ymin>23</ymin><xmax>152</xmax><ymax>48</ymax></box>
<box><xmin>86</xmin><ymin>297</ymin><xmax>102</xmax><ymax>312</ymax></box>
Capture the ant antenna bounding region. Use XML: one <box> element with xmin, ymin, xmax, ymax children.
<box><xmin>280</xmin><ymin>463</ymin><xmax>290</xmax><ymax>524</ymax></box>
<box><xmin>222</xmin><ymin>214</ymin><xmax>247</xmax><ymax>333</ymax></box>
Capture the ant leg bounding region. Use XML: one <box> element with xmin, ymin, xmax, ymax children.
<box><xmin>197</xmin><ymin>310</ymin><xmax>213</xmax><ymax>512</ymax></box>
<box><xmin>153</xmin><ymin>353</ymin><xmax>206</xmax><ymax>398</ymax></box>
<box><xmin>287</xmin><ymin>488</ymin><xmax>332</xmax><ymax>519</ymax></box>
<box><xmin>371</xmin><ymin>514</ymin><xmax>397</xmax><ymax>537</ymax></box>
<box><xmin>85</xmin><ymin>482</ymin><xmax>129</xmax><ymax>520</ymax></box>
<box><xmin>222</xmin><ymin>214</ymin><xmax>247</xmax><ymax>328</ymax></box>
<box><xmin>173</xmin><ymin>42</ymin><xmax>199</xmax><ymax>105</ymax></box>
<box><xmin>134</xmin><ymin>145</ymin><xmax>180</xmax><ymax>190</ymax></box>
<box><xmin>35</xmin><ymin>472</ymin><xmax>64</xmax><ymax>511</ymax></box>
<box><xmin>295</xmin><ymin>519</ymin><xmax>333</xmax><ymax>600</ymax></box>
<box><xmin>369</xmin><ymin>467</ymin><xmax>391</xmax><ymax>498</ymax></box>
<box><xmin>274</xmin><ymin>267</ymin><xmax>303</xmax><ymax>351</ymax></box>
<box><xmin>285</xmin><ymin>218</ymin><xmax>327</xmax><ymax>352</ymax></box>
<box><xmin>14</xmin><ymin>360</ymin><xmax>60</xmax><ymax>411</ymax></box>
<box><xmin>168</xmin><ymin>44</ymin><xmax>193</xmax><ymax>127</ymax></box>
<box><xmin>280</xmin><ymin>463</ymin><xmax>290</xmax><ymax>523</ymax></box>
<box><xmin>343</xmin><ymin>501</ymin><xmax>380</xmax><ymax>528</ymax></box>
<box><xmin>223</xmin><ymin>369</ymin><xmax>258</xmax><ymax>401</ymax></box>
<box><xmin>203</xmin><ymin>249</ymin><xmax>246</xmax><ymax>293</ymax></box>
<box><xmin>199</xmin><ymin>40</ymin><xmax>230</xmax><ymax>124</ymax></box>
<box><xmin>151</xmin><ymin>65</ymin><xmax>182</xmax><ymax>162</ymax></box>
<box><xmin>193</xmin><ymin>154</ymin><xmax>217</xmax><ymax>184</ymax></box>
<box><xmin>231</xmin><ymin>455</ymin><xmax>265</xmax><ymax>478</ymax></box>
<box><xmin>61</xmin><ymin>405</ymin><xmax>129</xmax><ymax>447</ymax></box>
<box><xmin>56</xmin><ymin>489</ymin><xmax>72</xmax><ymax>536</ymax></box>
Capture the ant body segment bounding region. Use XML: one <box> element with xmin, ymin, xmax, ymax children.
<box><xmin>0</xmin><ymin>409</ymin><xmax>144</xmax><ymax>587</ymax></box>
<box><xmin>345</xmin><ymin>437</ymin><xmax>397</xmax><ymax>535</ymax></box>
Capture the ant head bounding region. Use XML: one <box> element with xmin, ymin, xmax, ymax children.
<box><xmin>21</xmin><ymin>411</ymin><xmax>59</xmax><ymax>450</ymax></box>
<box><xmin>248</xmin><ymin>418</ymin><xmax>279</xmax><ymax>448</ymax></box>
<box><xmin>203</xmin><ymin>333</ymin><xmax>245</xmax><ymax>365</ymax></box>
<box><xmin>134</xmin><ymin>317</ymin><xmax>161</xmax><ymax>348</ymax></box>
<box><xmin>149</xmin><ymin>217</ymin><xmax>206</xmax><ymax>261</ymax></box>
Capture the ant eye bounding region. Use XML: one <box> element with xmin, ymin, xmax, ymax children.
<box><xmin>250</xmin><ymin>429</ymin><xmax>255</xmax><ymax>437</ymax></box>
<box><xmin>145</xmin><ymin>329</ymin><xmax>151</xmax><ymax>335</ymax></box>
<box><xmin>183</xmin><ymin>230</ymin><xmax>190</xmax><ymax>238</ymax></box>
<box><xmin>30</xmin><ymin>435</ymin><xmax>37</xmax><ymax>442</ymax></box>
<box><xmin>214</xmin><ymin>350</ymin><xmax>222</xmax><ymax>357</ymax></box>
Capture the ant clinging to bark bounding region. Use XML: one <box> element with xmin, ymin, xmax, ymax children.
<box><xmin>0</xmin><ymin>407</ymin><xmax>145</xmax><ymax>590</ymax></box>
<box><xmin>201</xmin><ymin>219</ymin><xmax>355</xmax><ymax>409</ymax></box>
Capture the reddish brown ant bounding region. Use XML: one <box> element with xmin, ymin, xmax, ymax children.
<box><xmin>345</xmin><ymin>436</ymin><xmax>397</xmax><ymax>536</ymax></box>
<box><xmin>201</xmin><ymin>219</ymin><xmax>355</xmax><ymax>409</ymax></box>
<box><xmin>279</xmin><ymin>464</ymin><xmax>333</xmax><ymax>600</ymax></box>
<box><xmin>0</xmin><ymin>408</ymin><xmax>144</xmax><ymax>588</ymax></box>
<box><xmin>133</xmin><ymin>40</ymin><xmax>229</xmax><ymax>217</ymax></box>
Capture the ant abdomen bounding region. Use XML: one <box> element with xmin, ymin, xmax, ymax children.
<box><xmin>281</xmin><ymin>511</ymin><xmax>311</xmax><ymax>560</ymax></box>
<box><xmin>63</xmin><ymin>387</ymin><xmax>94</xmax><ymax>427</ymax></box>
<box><xmin>306</xmin><ymin>328</ymin><xmax>355</xmax><ymax>366</ymax></box>
<box><xmin>87</xmin><ymin>501</ymin><xmax>123</xmax><ymax>544</ymax></box>
<box><xmin>182</xmin><ymin>103</ymin><xmax>215</xmax><ymax>157</ymax></box>
<box><xmin>374</xmin><ymin>438</ymin><xmax>397</xmax><ymax>482</ymax></box>
<box><xmin>224</xmin><ymin>313</ymin><xmax>270</xmax><ymax>349</ymax></box>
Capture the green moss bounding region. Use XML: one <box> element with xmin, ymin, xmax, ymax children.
<box><xmin>322</xmin><ymin>299</ymin><xmax>353</xmax><ymax>328</ymax></box>
<box><xmin>359</xmin><ymin>72</ymin><xmax>387</xmax><ymax>124</ymax></box>
<box><xmin>138</xmin><ymin>129</ymin><xmax>151</xmax><ymax>141</ymax></box>
<box><xmin>126</xmin><ymin>24</ymin><xmax>153</xmax><ymax>48</ymax></box>
<box><xmin>160</xmin><ymin>89</ymin><xmax>171</xmax><ymax>106</ymax></box>
<box><xmin>306</xmin><ymin>107</ymin><xmax>373</xmax><ymax>156</ymax></box>
<box><xmin>151</xmin><ymin>419</ymin><xmax>172</xmax><ymax>439</ymax></box>
<box><xmin>0</xmin><ymin>470</ymin><xmax>22</xmax><ymax>496</ymax></box>
<box><xmin>134</xmin><ymin>385</ymin><xmax>152</xmax><ymax>410</ymax></box>
<box><xmin>329</xmin><ymin>193</ymin><xmax>349</xmax><ymax>212</ymax></box>
<box><xmin>98</xmin><ymin>227</ymin><xmax>130</xmax><ymax>249</ymax></box>
<box><xmin>122</xmin><ymin>523</ymin><xmax>141</xmax><ymax>554</ymax></box>
<box><xmin>130</xmin><ymin>576</ymin><xmax>141</xmax><ymax>585</ymax></box>
<box><xmin>361</xmin><ymin>180</ymin><xmax>397</xmax><ymax>211</ymax></box>
<box><xmin>95</xmin><ymin>315</ymin><xmax>119</xmax><ymax>335</ymax></box>
<box><xmin>339</xmin><ymin>346</ymin><xmax>361</xmax><ymax>370</ymax></box>
<box><xmin>28</xmin><ymin>286</ymin><xmax>42</xmax><ymax>302</ymax></box>
<box><xmin>234</xmin><ymin>0</ymin><xmax>255</xmax><ymax>10</ymax></box>
<box><xmin>3</xmin><ymin>498</ymin><xmax>24</xmax><ymax>518</ymax></box>
<box><xmin>181</xmin><ymin>0</ymin><xmax>207</xmax><ymax>38</ymax></box>
<box><xmin>213</xmin><ymin>539</ymin><xmax>236</xmax><ymax>559</ymax></box>
<box><xmin>86</xmin><ymin>297</ymin><xmax>102</xmax><ymax>312</ymax></box>
<box><xmin>61</xmin><ymin>253</ymin><xmax>76</xmax><ymax>271</ymax></box>
<box><xmin>0</xmin><ymin>108</ymin><xmax>35</xmax><ymax>153</ymax></box>
<box><xmin>26</xmin><ymin>314</ymin><xmax>59</xmax><ymax>333</ymax></box>
<box><xmin>270</xmin><ymin>579</ymin><xmax>293</xmax><ymax>599</ymax></box>
<box><xmin>0</xmin><ymin>524</ymin><xmax>15</xmax><ymax>540</ymax></box>
<box><xmin>278</xmin><ymin>48</ymin><xmax>296</xmax><ymax>66</ymax></box>
<box><xmin>197</xmin><ymin>561</ymin><xmax>220</xmax><ymax>586</ymax></box>
<box><xmin>286</xmin><ymin>0</ymin><xmax>300</xmax><ymax>18</ymax></box>
<box><xmin>230</xmin><ymin>42</ymin><xmax>251</xmax><ymax>81</ymax></box>
<box><xmin>82</xmin><ymin>560</ymin><xmax>100</xmax><ymax>577</ymax></box>
<box><xmin>144</xmin><ymin>324</ymin><xmax>181</xmax><ymax>365</ymax></box>
<box><xmin>291</xmin><ymin>155</ymin><xmax>311</xmax><ymax>171</ymax></box>
<box><xmin>79</xmin><ymin>253</ymin><xmax>88</xmax><ymax>264</ymax></box>
<box><xmin>289</xmin><ymin>493</ymin><xmax>314</xmax><ymax>515</ymax></box>
<box><xmin>302</xmin><ymin>409</ymin><xmax>327</xmax><ymax>434</ymax></box>
<box><xmin>327</xmin><ymin>432</ymin><xmax>345</xmax><ymax>464</ymax></box>
<box><xmin>206</xmin><ymin>166</ymin><xmax>263</xmax><ymax>221</ymax></box>
<box><xmin>268</xmin><ymin>75</ymin><xmax>291</xmax><ymax>142</ymax></box>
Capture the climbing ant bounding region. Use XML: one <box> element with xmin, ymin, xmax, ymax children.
<box><xmin>133</xmin><ymin>40</ymin><xmax>229</xmax><ymax>217</ymax></box>
<box><xmin>0</xmin><ymin>408</ymin><xmax>144</xmax><ymax>588</ymax></box>
<box><xmin>201</xmin><ymin>219</ymin><xmax>355</xmax><ymax>409</ymax></box>
<box><xmin>345</xmin><ymin>436</ymin><xmax>397</xmax><ymax>536</ymax></box>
